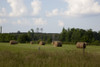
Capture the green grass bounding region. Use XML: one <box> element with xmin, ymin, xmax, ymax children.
<box><xmin>0</xmin><ymin>43</ymin><xmax>100</xmax><ymax>67</ymax></box>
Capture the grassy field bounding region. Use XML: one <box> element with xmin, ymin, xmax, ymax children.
<box><xmin>0</xmin><ymin>43</ymin><xmax>100</xmax><ymax>67</ymax></box>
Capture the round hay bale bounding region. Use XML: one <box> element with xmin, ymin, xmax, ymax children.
<box><xmin>53</xmin><ymin>41</ymin><xmax>62</xmax><ymax>47</ymax></box>
<box><xmin>76</xmin><ymin>42</ymin><xmax>87</xmax><ymax>48</ymax></box>
<box><xmin>30</xmin><ymin>41</ymin><xmax>34</xmax><ymax>44</ymax></box>
<box><xmin>39</xmin><ymin>41</ymin><xmax>45</xmax><ymax>45</ymax></box>
<box><xmin>10</xmin><ymin>40</ymin><xmax>18</xmax><ymax>45</ymax></box>
<box><xmin>51</xmin><ymin>41</ymin><xmax>55</xmax><ymax>45</ymax></box>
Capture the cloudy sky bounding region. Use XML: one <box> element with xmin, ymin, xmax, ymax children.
<box><xmin>0</xmin><ymin>0</ymin><xmax>100</xmax><ymax>33</ymax></box>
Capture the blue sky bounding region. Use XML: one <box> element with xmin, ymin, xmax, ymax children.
<box><xmin>0</xmin><ymin>0</ymin><xmax>100</xmax><ymax>33</ymax></box>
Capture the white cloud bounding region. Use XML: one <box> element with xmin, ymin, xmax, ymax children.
<box><xmin>31</xmin><ymin>0</ymin><xmax>41</xmax><ymax>15</ymax></box>
<box><xmin>58</xmin><ymin>20</ymin><xmax>64</xmax><ymax>27</ymax></box>
<box><xmin>33</xmin><ymin>18</ymin><xmax>47</xmax><ymax>26</ymax></box>
<box><xmin>12</xmin><ymin>18</ymin><xmax>47</xmax><ymax>26</ymax></box>
<box><xmin>13</xmin><ymin>19</ymin><xmax>32</xmax><ymax>26</ymax></box>
<box><xmin>0</xmin><ymin>19</ymin><xmax>7</xmax><ymax>24</ymax></box>
<box><xmin>0</xmin><ymin>8</ymin><xmax>7</xmax><ymax>16</ymax></box>
<box><xmin>64</xmin><ymin>0</ymin><xmax>100</xmax><ymax>16</ymax></box>
<box><xmin>46</xmin><ymin>0</ymin><xmax>100</xmax><ymax>17</ymax></box>
<box><xmin>46</xmin><ymin>9</ymin><xmax>59</xmax><ymax>17</ymax></box>
<box><xmin>7</xmin><ymin>0</ymin><xmax>27</xmax><ymax>17</ymax></box>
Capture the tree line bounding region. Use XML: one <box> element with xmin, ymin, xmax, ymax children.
<box><xmin>60</xmin><ymin>28</ymin><xmax>100</xmax><ymax>45</ymax></box>
<box><xmin>0</xmin><ymin>29</ymin><xmax>56</xmax><ymax>43</ymax></box>
<box><xmin>0</xmin><ymin>28</ymin><xmax>100</xmax><ymax>45</ymax></box>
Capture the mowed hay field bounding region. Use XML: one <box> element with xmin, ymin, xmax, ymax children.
<box><xmin>0</xmin><ymin>43</ymin><xmax>100</xmax><ymax>67</ymax></box>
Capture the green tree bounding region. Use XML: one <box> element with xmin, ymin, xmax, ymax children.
<box><xmin>71</xmin><ymin>28</ymin><xmax>81</xmax><ymax>43</ymax></box>
<box><xmin>46</xmin><ymin>36</ymin><xmax>52</xmax><ymax>44</ymax></box>
<box><xmin>65</xmin><ymin>28</ymin><xmax>72</xmax><ymax>42</ymax></box>
<box><xmin>60</xmin><ymin>28</ymin><xmax>67</xmax><ymax>42</ymax></box>
<box><xmin>17</xmin><ymin>34</ymin><xmax>30</xmax><ymax>43</ymax></box>
<box><xmin>86</xmin><ymin>29</ymin><xmax>93</xmax><ymax>42</ymax></box>
<box><xmin>30</xmin><ymin>29</ymin><xmax>34</xmax><ymax>40</ymax></box>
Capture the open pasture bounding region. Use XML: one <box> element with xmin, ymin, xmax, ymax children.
<box><xmin>0</xmin><ymin>43</ymin><xmax>100</xmax><ymax>67</ymax></box>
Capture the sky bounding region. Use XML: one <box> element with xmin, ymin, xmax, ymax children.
<box><xmin>0</xmin><ymin>0</ymin><xmax>100</xmax><ymax>33</ymax></box>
